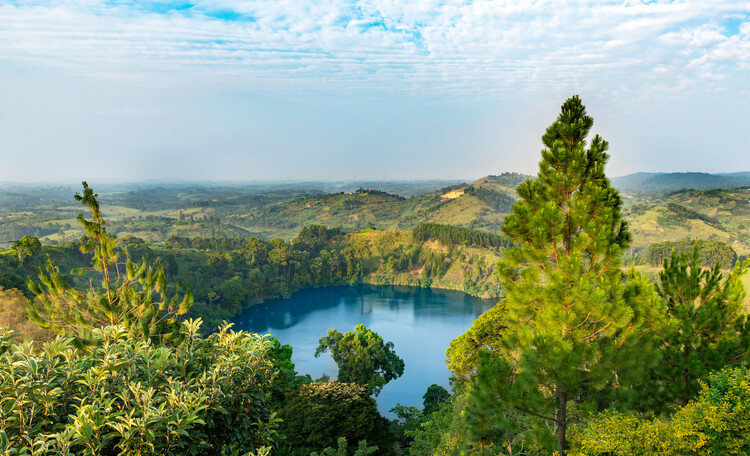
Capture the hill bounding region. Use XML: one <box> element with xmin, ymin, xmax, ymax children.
<box><xmin>1</xmin><ymin>173</ymin><xmax>748</xmax><ymax>266</ymax></box>
<box><xmin>613</xmin><ymin>172</ymin><xmax>750</xmax><ymax>194</ymax></box>
<box><xmin>623</xmin><ymin>187</ymin><xmax>750</xmax><ymax>260</ymax></box>
<box><xmin>0</xmin><ymin>174</ymin><xmax>531</xmax><ymax>247</ymax></box>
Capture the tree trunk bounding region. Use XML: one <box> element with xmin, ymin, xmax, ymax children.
<box><xmin>557</xmin><ymin>390</ymin><xmax>568</xmax><ymax>456</ymax></box>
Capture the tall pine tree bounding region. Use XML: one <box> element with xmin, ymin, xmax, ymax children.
<box><xmin>493</xmin><ymin>96</ymin><xmax>665</xmax><ymax>454</ymax></box>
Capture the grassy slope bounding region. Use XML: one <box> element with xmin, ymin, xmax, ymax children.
<box><xmin>622</xmin><ymin>188</ymin><xmax>750</xmax><ymax>257</ymax></box>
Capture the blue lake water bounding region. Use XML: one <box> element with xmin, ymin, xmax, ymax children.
<box><xmin>232</xmin><ymin>285</ymin><xmax>494</xmax><ymax>415</ymax></box>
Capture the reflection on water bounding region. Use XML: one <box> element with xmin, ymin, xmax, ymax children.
<box><xmin>232</xmin><ymin>285</ymin><xmax>494</xmax><ymax>415</ymax></box>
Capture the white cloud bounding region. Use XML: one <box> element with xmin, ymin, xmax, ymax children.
<box><xmin>0</xmin><ymin>0</ymin><xmax>748</xmax><ymax>97</ymax></box>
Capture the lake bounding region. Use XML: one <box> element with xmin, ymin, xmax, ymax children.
<box><xmin>232</xmin><ymin>285</ymin><xmax>494</xmax><ymax>415</ymax></box>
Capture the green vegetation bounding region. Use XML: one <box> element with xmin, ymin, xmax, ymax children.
<box><xmin>646</xmin><ymin>238</ymin><xmax>737</xmax><ymax>267</ymax></box>
<box><xmin>0</xmin><ymin>321</ymin><xmax>279</xmax><ymax>455</ymax></box>
<box><xmin>623</xmin><ymin>187</ymin><xmax>750</xmax><ymax>263</ymax></box>
<box><xmin>0</xmin><ymin>176</ymin><xmax>523</xmax><ymax>248</ymax></box>
<box><xmin>666</xmin><ymin>202</ymin><xmax>720</xmax><ymax>226</ymax></box>
<box><xmin>27</xmin><ymin>182</ymin><xmax>193</xmax><ymax>347</ymax></box>
<box><xmin>405</xmin><ymin>98</ymin><xmax>750</xmax><ymax>456</ymax></box>
<box><xmin>316</xmin><ymin>324</ymin><xmax>405</xmax><ymax>396</ymax></box>
<box><xmin>412</xmin><ymin>223</ymin><xmax>512</xmax><ymax>249</ymax></box>
<box><xmin>570</xmin><ymin>365</ymin><xmax>750</xmax><ymax>455</ymax></box>
<box><xmin>10</xmin><ymin>236</ymin><xmax>41</xmax><ymax>263</ymax></box>
<box><xmin>0</xmin><ymin>225</ymin><xmax>503</xmax><ymax>333</ymax></box>
<box><xmin>278</xmin><ymin>382</ymin><xmax>396</xmax><ymax>456</ymax></box>
<box><xmin>421</xmin><ymin>384</ymin><xmax>449</xmax><ymax>415</ymax></box>
<box><xmin>491</xmin><ymin>96</ymin><xmax>664</xmax><ymax>454</ymax></box>
<box><xmin>647</xmin><ymin>245</ymin><xmax>749</xmax><ymax>409</ymax></box>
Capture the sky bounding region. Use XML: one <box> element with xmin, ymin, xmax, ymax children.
<box><xmin>0</xmin><ymin>0</ymin><xmax>749</xmax><ymax>183</ymax></box>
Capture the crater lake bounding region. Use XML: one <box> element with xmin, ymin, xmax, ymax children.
<box><xmin>232</xmin><ymin>285</ymin><xmax>494</xmax><ymax>414</ymax></box>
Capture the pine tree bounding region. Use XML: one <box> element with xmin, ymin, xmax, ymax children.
<box><xmin>493</xmin><ymin>96</ymin><xmax>665</xmax><ymax>454</ymax></box>
<box><xmin>26</xmin><ymin>182</ymin><xmax>192</xmax><ymax>347</ymax></box>
<box><xmin>462</xmin><ymin>352</ymin><xmax>526</xmax><ymax>455</ymax></box>
<box><xmin>653</xmin><ymin>244</ymin><xmax>749</xmax><ymax>408</ymax></box>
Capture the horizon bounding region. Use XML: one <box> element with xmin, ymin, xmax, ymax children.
<box><xmin>1</xmin><ymin>1</ymin><xmax>749</xmax><ymax>181</ymax></box>
<box><xmin>2</xmin><ymin>170</ymin><xmax>750</xmax><ymax>189</ymax></box>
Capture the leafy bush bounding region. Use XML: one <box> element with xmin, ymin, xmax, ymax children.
<box><xmin>0</xmin><ymin>321</ymin><xmax>280</xmax><ymax>455</ymax></box>
<box><xmin>570</xmin><ymin>365</ymin><xmax>750</xmax><ymax>456</ymax></box>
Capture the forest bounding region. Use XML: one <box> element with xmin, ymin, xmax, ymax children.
<box><xmin>1</xmin><ymin>97</ymin><xmax>750</xmax><ymax>456</ymax></box>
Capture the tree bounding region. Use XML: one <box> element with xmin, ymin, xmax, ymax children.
<box><xmin>26</xmin><ymin>182</ymin><xmax>192</xmax><ymax>347</ymax></box>
<box><xmin>278</xmin><ymin>381</ymin><xmax>396</xmax><ymax>456</ymax></box>
<box><xmin>462</xmin><ymin>353</ymin><xmax>533</xmax><ymax>455</ymax></box>
<box><xmin>422</xmin><ymin>384</ymin><xmax>450</xmax><ymax>415</ymax></box>
<box><xmin>492</xmin><ymin>96</ymin><xmax>665</xmax><ymax>454</ymax></box>
<box><xmin>389</xmin><ymin>404</ymin><xmax>423</xmax><ymax>450</ymax></box>
<box><xmin>651</xmin><ymin>244</ymin><xmax>749</xmax><ymax>408</ymax></box>
<box><xmin>446</xmin><ymin>302</ymin><xmax>506</xmax><ymax>381</ymax></box>
<box><xmin>10</xmin><ymin>235</ymin><xmax>41</xmax><ymax>263</ymax></box>
<box><xmin>315</xmin><ymin>324</ymin><xmax>404</xmax><ymax>396</ymax></box>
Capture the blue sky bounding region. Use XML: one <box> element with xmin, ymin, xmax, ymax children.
<box><xmin>1</xmin><ymin>0</ymin><xmax>749</xmax><ymax>182</ymax></box>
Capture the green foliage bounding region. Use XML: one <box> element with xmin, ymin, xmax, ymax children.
<box><xmin>10</xmin><ymin>236</ymin><xmax>41</xmax><ymax>263</ymax></box>
<box><xmin>422</xmin><ymin>384</ymin><xmax>450</xmax><ymax>415</ymax></box>
<box><xmin>26</xmin><ymin>182</ymin><xmax>193</xmax><ymax>347</ymax></box>
<box><xmin>4</xmin><ymin>224</ymin><xmax>501</xmax><ymax>335</ymax></box>
<box><xmin>570</xmin><ymin>365</ymin><xmax>750</xmax><ymax>456</ymax></box>
<box><xmin>0</xmin><ymin>273</ymin><xmax>27</xmax><ymax>295</ymax></box>
<box><xmin>646</xmin><ymin>238</ymin><xmax>737</xmax><ymax>268</ymax></box>
<box><xmin>278</xmin><ymin>382</ymin><xmax>396</xmax><ymax>456</ymax></box>
<box><xmin>647</xmin><ymin>245</ymin><xmax>749</xmax><ymax>409</ymax></box>
<box><xmin>310</xmin><ymin>437</ymin><xmax>378</xmax><ymax>456</ymax></box>
<box><xmin>412</xmin><ymin>224</ymin><xmax>512</xmax><ymax>249</ymax></box>
<box><xmin>315</xmin><ymin>324</ymin><xmax>404</xmax><ymax>396</ymax></box>
<box><xmin>0</xmin><ymin>321</ymin><xmax>280</xmax><ymax>455</ymax></box>
<box><xmin>446</xmin><ymin>303</ymin><xmax>506</xmax><ymax>381</ymax></box>
<box><xmin>407</xmin><ymin>395</ymin><xmax>468</xmax><ymax>456</ymax></box>
<box><xmin>492</xmin><ymin>96</ymin><xmax>666</xmax><ymax>454</ymax></box>
<box><xmin>293</xmin><ymin>225</ymin><xmax>345</xmax><ymax>253</ymax></box>
<box><xmin>389</xmin><ymin>404</ymin><xmax>423</xmax><ymax>451</ymax></box>
<box><xmin>462</xmin><ymin>353</ymin><xmax>528</xmax><ymax>455</ymax></box>
<box><xmin>165</xmin><ymin>236</ymin><xmax>247</xmax><ymax>251</ymax></box>
<box><xmin>266</xmin><ymin>336</ymin><xmax>313</xmax><ymax>406</ymax></box>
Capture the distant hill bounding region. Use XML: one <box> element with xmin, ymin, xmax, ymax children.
<box><xmin>613</xmin><ymin>172</ymin><xmax>750</xmax><ymax>194</ymax></box>
<box><xmin>622</xmin><ymin>186</ymin><xmax>750</xmax><ymax>260</ymax></box>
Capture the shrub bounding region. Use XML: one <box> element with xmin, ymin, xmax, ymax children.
<box><xmin>0</xmin><ymin>320</ymin><xmax>280</xmax><ymax>455</ymax></box>
<box><xmin>570</xmin><ymin>365</ymin><xmax>750</xmax><ymax>456</ymax></box>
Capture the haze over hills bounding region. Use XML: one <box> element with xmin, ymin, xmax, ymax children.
<box><xmin>612</xmin><ymin>172</ymin><xmax>750</xmax><ymax>194</ymax></box>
